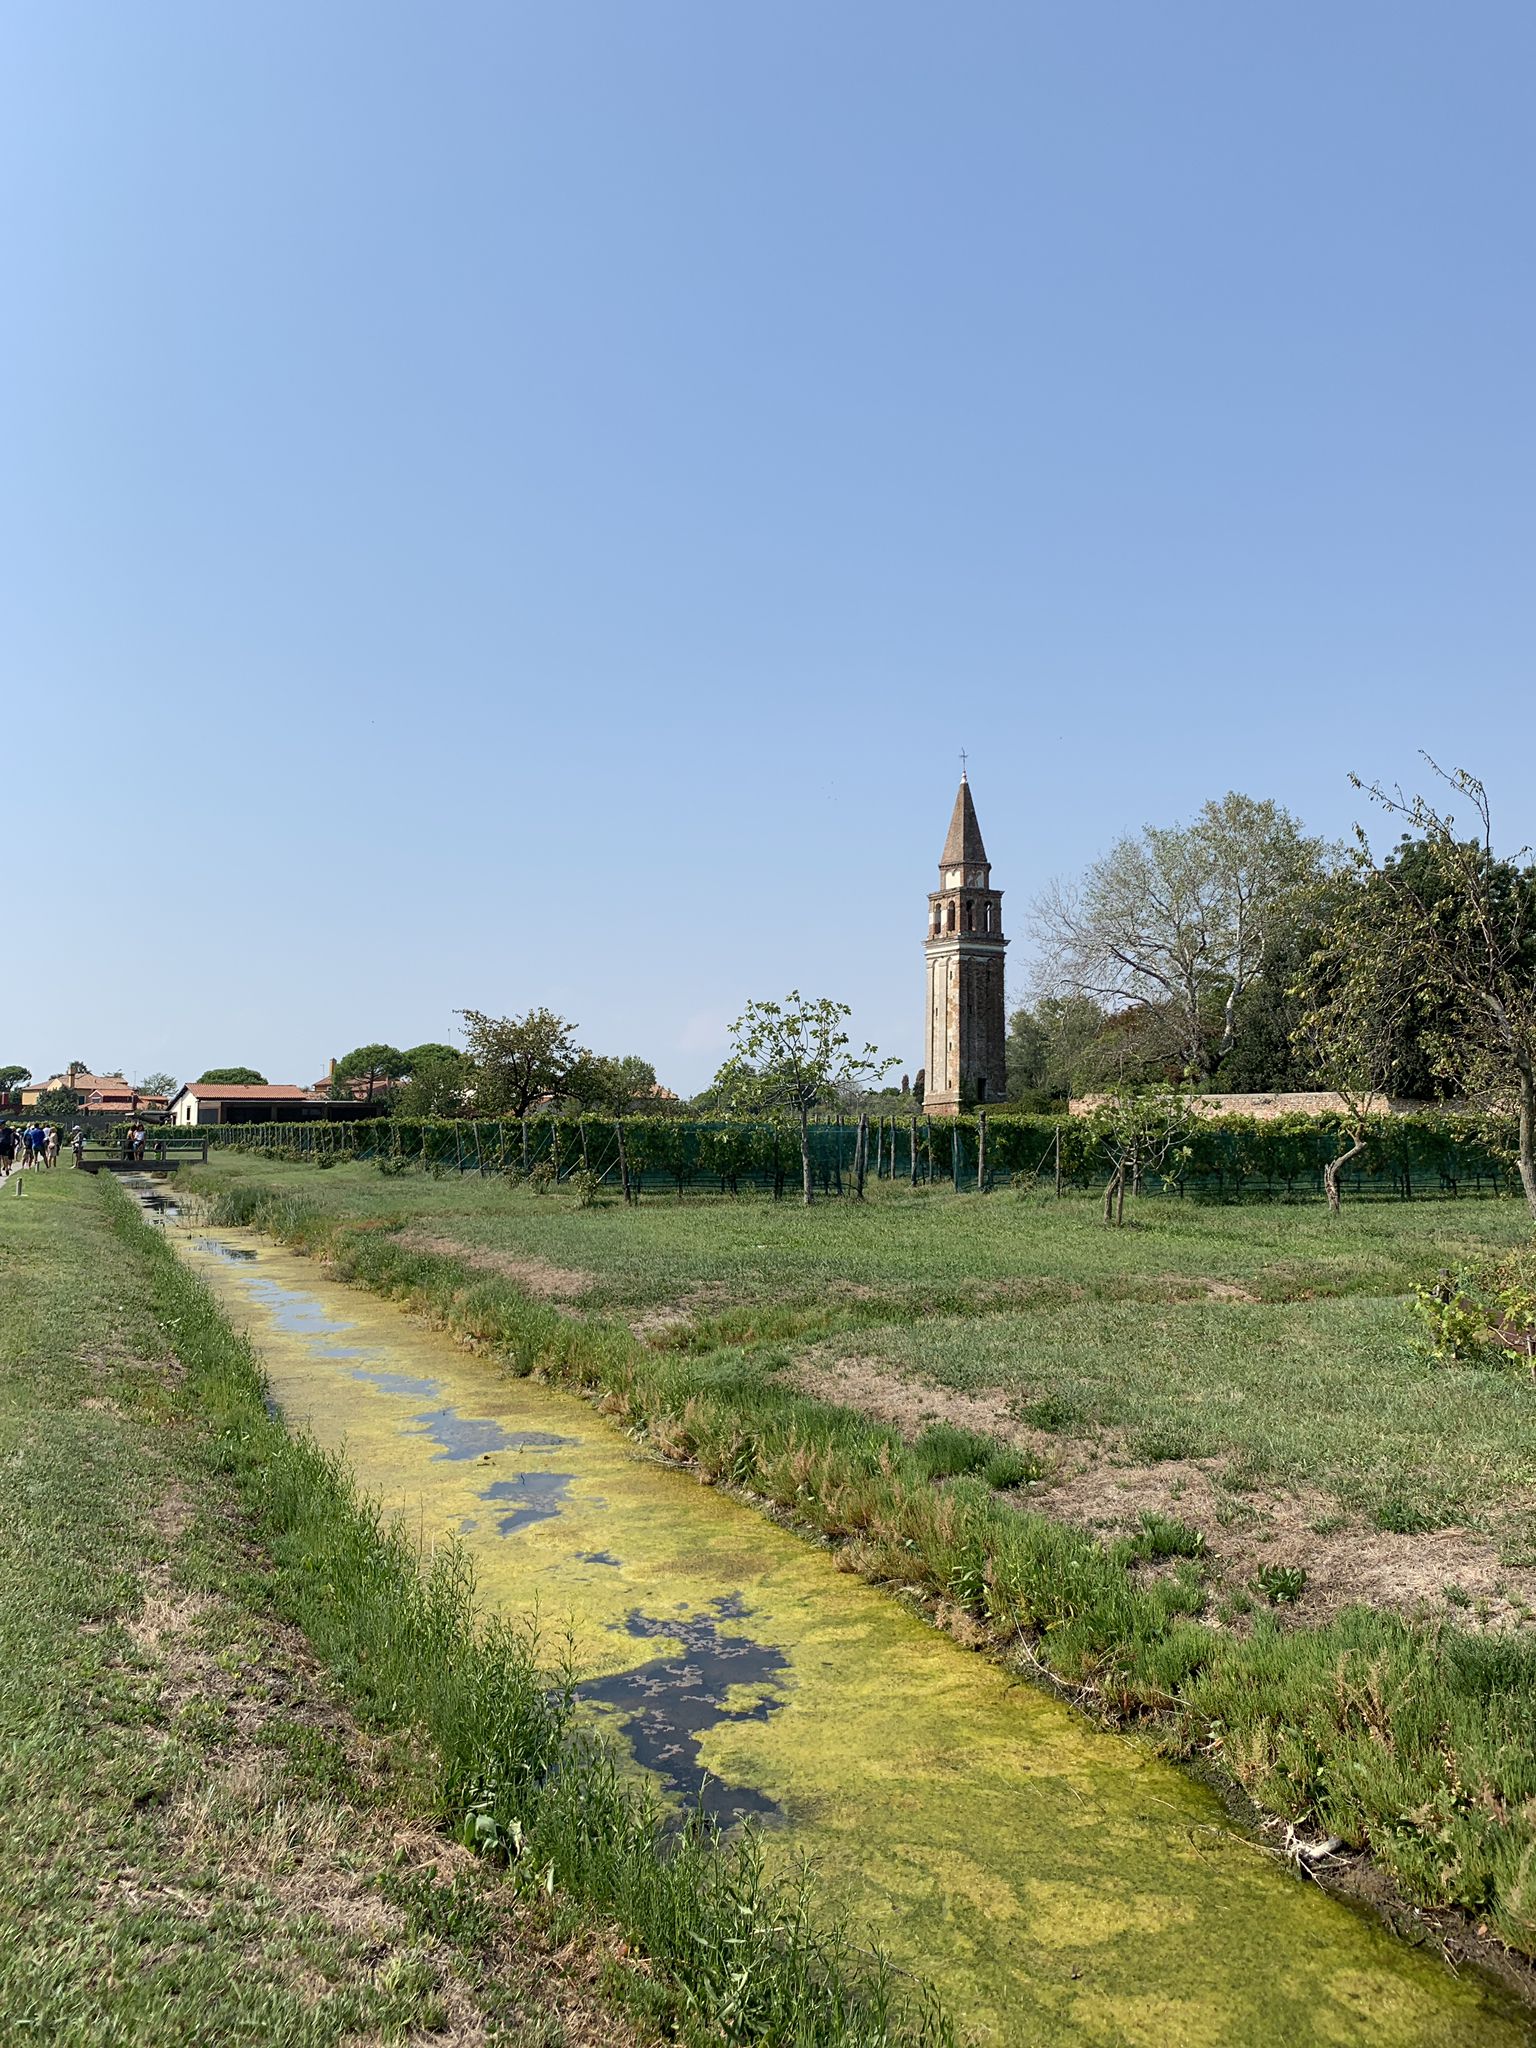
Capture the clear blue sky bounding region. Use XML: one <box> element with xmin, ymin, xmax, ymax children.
<box><xmin>5</xmin><ymin>3</ymin><xmax>1532</xmax><ymax>1093</ymax></box>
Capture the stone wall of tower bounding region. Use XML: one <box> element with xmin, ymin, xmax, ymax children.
<box><xmin>923</xmin><ymin>940</ymin><xmax>1007</xmax><ymax>1114</ymax></box>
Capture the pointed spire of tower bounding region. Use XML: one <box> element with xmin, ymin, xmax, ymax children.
<box><xmin>940</xmin><ymin>776</ymin><xmax>989</xmax><ymax>869</ymax></box>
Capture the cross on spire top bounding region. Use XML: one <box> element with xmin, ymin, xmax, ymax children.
<box><xmin>959</xmin><ymin>748</ymin><xmax>969</xmax><ymax>780</ymax></box>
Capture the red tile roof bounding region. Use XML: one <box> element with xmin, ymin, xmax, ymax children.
<box><xmin>180</xmin><ymin>1084</ymin><xmax>314</xmax><ymax>1101</ymax></box>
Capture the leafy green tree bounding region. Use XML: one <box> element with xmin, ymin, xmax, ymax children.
<box><xmin>401</xmin><ymin>1043</ymin><xmax>462</xmax><ymax>1072</ymax></box>
<box><xmin>395</xmin><ymin>1047</ymin><xmax>473</xmax><ymax>1118</ymax></box>
<box><xmin>714</xmin><ymin>992</ymin><xmax>893</xmax><ymax>1206</ymax></box>
<box><xmin>34</xmin><ymin>1088</ymin><xmax>83</xmax><ymax>1119</ymax></box>
<box><xmin>1005</xmin><ymin>994</ymin><xmax>1110</xmax><ymax>1106</ymax></box>
<box><xmin>567</xmin><ymin>1053</ymin><xmax>659</xmax><ymax>1117</ymax></box>
<box><xmin>333</xmin><ymin>1044</ymin><xmax>408</xmax><ymax>1102</ymax></box>
<box><xmin>197</xmin><ymin>1067</ymin><xmax>268</xmax><ymax>1086</ymax></box>
<box><xmin>458</xmin><ymin>1008</ymin><xmax>584</xmax><ymax>1117</ymax></box>
<box><xmin>0</xmin><ymin>1066</ymin><xmax>30</xmax><ymax>1103</ymax></box>
<box><xmin>1347</xmin><ymin>762</ymin><xmax>1536</xmax><ymax>1215</ymax></box>
<box><xmin>139</xmin><ymin>1071</ymin><xmax>177</xmax><ymax>1097</ymax></box>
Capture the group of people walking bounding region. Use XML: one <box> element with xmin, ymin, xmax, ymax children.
<box><xmin>0</xmin><ymin>1121</ymin><xmax>68</xmax><ymax>1175</ymax></box>
<box><xmin>0</xmin><ymin>1119</ymin><xmax>166</xmax><ymax>1180</ymax></box>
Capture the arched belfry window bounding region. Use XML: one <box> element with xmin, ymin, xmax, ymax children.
<box><xmin>984</xmin><ymin>901</ymin><xmax>993</xmax><ymax>933</ymax></box>
<box><xmin>946</xmin><ymin>900</ymin><xmax>956</xmax><ymax>933</ymax></box>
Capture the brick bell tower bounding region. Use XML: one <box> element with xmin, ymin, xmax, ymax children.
<box><xmin>923</xmin><ymin>772</ymin><xmax>1007</xmax><ymax>1115</ymax></box>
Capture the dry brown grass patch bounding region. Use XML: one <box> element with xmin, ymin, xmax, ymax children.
<box><xmin>395</xmin><ymin>1229</ymin><xmax>595</xmax><ymax>1302</ymax></box>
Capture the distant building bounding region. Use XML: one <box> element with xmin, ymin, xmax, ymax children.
<box><xmin>923</xmin><ymin>775</ymin><xmax>1007</xmax><ymax>1115</ymax></box>
<box><xmin>21</xmin><ymin>1073</ymin><xmax>170</xmax><ymax>1117</ymax></box>
<box><xmin>168</xmin><ymin>1083</ymin><xmax>316</xmax><ymax>1126</ymax></box>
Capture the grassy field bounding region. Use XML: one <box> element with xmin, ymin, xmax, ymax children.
<box><xmin>0</xmin><ymin>1166</ymin><xmax>653</xmax><ymax>2047</ymax></box>
<box><xmin>190</xmin><ymin>1157</ymin><xmax>1536</xmax><ymax>1598</ymax></box>
<box><xmin>2</xmin><ymin>1166</ymin><xmax>949</xmax><ymax>2048</ymax></box>
<box><xmin>187</xmin><ymin>1152</ymin><xmax>1536</xmax><ymax>1968</ymax></box>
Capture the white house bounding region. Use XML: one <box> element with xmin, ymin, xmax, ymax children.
<box><xmin>168</xmin><ymin>1083</ymin><xmax>315</xmax><ymax>1126</ymax></box>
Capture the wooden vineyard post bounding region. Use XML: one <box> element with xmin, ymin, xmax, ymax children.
<box><xmin>201</xmin><ymin>1134</ymin><xmax>209</xmax><ymax>1163</ymax></box>
<box><xmin>910</xmin><ymin>1115</ymin><xmax>919</xmax><ymax>1186</ymax></box>
<box><xmin>977</xmin><ymin>1109</ymin><xmax>987</xmax><ymax>1192</ymax></box>
<box><xmin>873</xmin><ymin>1116</ymin><xmax>883</xmax><ymax>1181</ymax></box>
<box><xmin>551</xmin><ymin>1124</ymin><xmax>562</xmax><ymax>1183</ymax></box>
<box><xmin>521</xmin><ymin>1118</ymin><xmax>529</xmax><ymax>1173</ymax></box>
<box><xmin>951</xmin><ymin>1123</ymin><xmax>962</xmax><ymax>1187</ymax></box>
<box><xmin>454</xmin><ymin>1124</ymin><xmax>465</xmax><ymax>1174</ymax></box>
<box><xmin>579</xmin><ymin>1120</ymin><xmax>591</xmax><ymax>1171</ymax></box>
<box><xmin>855</xmin><ymin>1112</ymin><xmax>869</xmax><ymax>1199</ymax></box>
<box><xmin>1054</xmin><ymin>1125</ymin><xmax>1063</xmax><ymax>1197</ymax></box>
<box><xmin>497</xmin><ymin>1125</ymin><xmax>506</xmax><ymax>1173</ymax></box>
<box><xmin>472</xmin><ymin>1121</ymin><xmax>485</xmax><ymax>1175</ymax></box>
<box><xmin>615</xmin><ymin>1120</ymin><xmax>632</xmax><ymax>1205</ymax></box>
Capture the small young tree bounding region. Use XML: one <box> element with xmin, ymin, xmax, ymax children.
<box><xmin>1087</xmin><ymin>1088</ymin><xmax>1195</xmax><ymax>1226</ymax></box>
<box><xmin>458</xmin><ymin>1008</ymin><xmax>585</xmax><ymax>1117</ymax></box>
<box><xmin>715</xmin><ymin>992</ymin><xmax>894</xmax><ymax>1205</ymax></box>
<box><xmin>138</xmin><ymin>1071</ymin><xmax>177</xmax><ymax>1097</ymax></box>
<box><xmin>1290</xmin><ymin>880</ymin><xmax>1409</xmax><ymax>1214</ymax></box>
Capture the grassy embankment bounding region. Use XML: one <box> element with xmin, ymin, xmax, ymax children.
<box><xmin>0</xmin><ymin>1166</ymin><xmax>948</xmax><ymax>2048</ymax></box>
<box><xmin>195</xmin><ymin>1154</ymin><xmax>1536</xmax><ymax>1962</ymax></box>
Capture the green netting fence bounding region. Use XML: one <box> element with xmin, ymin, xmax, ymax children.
<box><xmin>198</xmin><ymin>1111</ymin><xmax>1521</xmax><ymax>1203</ymax></box>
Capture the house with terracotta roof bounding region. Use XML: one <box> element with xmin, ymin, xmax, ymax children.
<box><xmin>168</xmin><ymin>1083</ymin><xmax>317</xmax><ymax>1126</ymax></box>
<box><xmin>21</xmin><ymin>1073</ymin><xmax>170</xmax><ymax>1117</ymax></box>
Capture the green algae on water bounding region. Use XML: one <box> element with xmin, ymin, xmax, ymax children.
<box><xmin>178</xmin><ymin>1227</ymin><xmax>1530</xmax><ymax>2048</ymax></box>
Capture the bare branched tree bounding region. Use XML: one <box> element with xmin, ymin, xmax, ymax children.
<box><xmin>1034</xmin><ymin>794</ymin><xmax>1335</xmax><ymax>1079</ymax></box>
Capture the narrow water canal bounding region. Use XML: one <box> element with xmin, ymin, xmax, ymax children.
<box><xmin>167</xmin><ymin>1211</ymin><xmax>1528</xmax><ymax>2046</ymax></box>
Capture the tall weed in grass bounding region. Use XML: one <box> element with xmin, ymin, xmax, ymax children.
<box><xmin>109</xmin><ymin>1182</ymin><xmax>948</xmax><ymax>2047</ymax></box>
<box><xmin>199</xmin><ymin>1180</ymin><xmax>1536</xmax><ymax>1955</ymax></box>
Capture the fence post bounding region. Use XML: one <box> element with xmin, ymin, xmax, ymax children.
<box><xmin>977</xmin><ymin>1109</ymin><xmax>987</xmax><ymax>1192</ymax></box>
<box><xmin>454</xmin><ymin>1124</ymin><xmax>464</xmax><ymax>1173</ymax></box>
<box><xmin>951</xmin><ymin>1123</ymin><xmax>962</xmax><ymax>1187</ymax></box>
<box><xmin>201</xmin><ymin>1133</ymin><xmax>209</xmax><ymax>1163</ymax></box>
<box><xmin>1054</xmin><ymin>1124</ymin><xmax>1062</xmax><ymax>1197</ymax></box>
<box><xmin>579</xmin><ymin>1119</ymin><xmax>590</xmax><ymax>1171</ymax></box>
<box><xmin>615</xmin><ymin>1120</ymin><xmax>632</xmax><ymax>1204</ymax></box>
<box><xmin>910</xmin><ymin>1115</ymin><xmax>919</xmax><ymax>1186</ymax></box>
<box><xmin>472</xmin><ymin>1120</ymin><xmax>485</xmax><ymax>1175</ymax></box>
<box><xmin>873</xmin><ymin>1116</ymin><xmax>882</xmax><ymax>1182</ymax></box>
<box><xmin>856</xmin><ymin>1113</ymin><xmax>868</xmax><ymax>1199</ymax></box>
